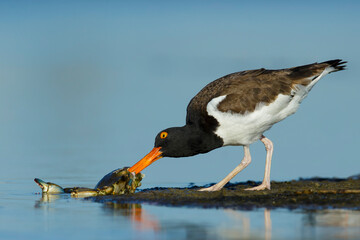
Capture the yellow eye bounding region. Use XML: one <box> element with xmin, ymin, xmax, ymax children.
<box><xmin>160</xmin><ymin>132</ymin><xmax>168</xmax><ymax>139</ymax></box>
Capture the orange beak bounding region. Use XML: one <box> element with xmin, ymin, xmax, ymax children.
<box><xmin>128</xmin><ymin>147</ymin><xmax>163</xmax><ymax>174</ymax></box>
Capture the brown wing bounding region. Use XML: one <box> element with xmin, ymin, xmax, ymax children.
<box><xmin>186</xmin><ymin>60</ymin><xmax>345</xmax><ymax>127</ymax></box>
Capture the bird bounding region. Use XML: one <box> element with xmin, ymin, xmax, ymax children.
<box><xmin>128</xmin><ymin>59</ymin><xmax>346</xmax><ymax>191</ymax></box>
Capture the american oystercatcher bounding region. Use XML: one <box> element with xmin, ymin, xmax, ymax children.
<box><xmin>129</xmin><ymin>59</ymin><xmax>346</xmax><ymax>191</ymax></box>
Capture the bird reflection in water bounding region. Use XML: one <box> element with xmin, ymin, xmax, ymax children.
<box><xmin>102</xmin><ymin>202</ymin><xmax>160</xmax><ymax>232</ymax></box>
<box><xmin>223</xmin><ymin>208</ymin><xmax>272</xmax><ymax>240</ymax></box>
<box><xmin>34</xmin><ymin>194</ymin><xmax>159</xmax><ymax>232</ymax></box>
<box><xmin>101</xmin><ymin>203</ymin><xmax>274</xmax><ymax>239</ymax></box>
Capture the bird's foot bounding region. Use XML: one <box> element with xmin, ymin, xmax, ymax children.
<box><xmin>245</xmin><ymin>182</ymin><xmax>270</xmax><ymax>191</ymax></box>
<box><xmin>198</xmin><ymin>184</ymin><xmax>222</xmax><ymax>192</ymax></box>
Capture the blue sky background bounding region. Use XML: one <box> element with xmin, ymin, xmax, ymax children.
<box><xmin>0</xmin><ymin>1</ymin><xmax>359</xmax><ymax>186</ymax></box>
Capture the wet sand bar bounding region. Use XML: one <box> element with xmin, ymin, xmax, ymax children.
<box><xmin>90</xmin><ymin>177</ymin><xmax>360</xmax><ymax>210</ymax></box>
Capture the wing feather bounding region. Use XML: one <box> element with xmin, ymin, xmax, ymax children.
<box><xmin>186</xmin><ymin>60</ymin><xmax>345</xmax><ymax>127</ymax></box>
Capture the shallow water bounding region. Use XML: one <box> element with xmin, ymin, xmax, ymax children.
<box><xmin>1</xmin><ymin>178</ymin><xmax>360</xmax><ymax>240</ymax></box>
<box><xmin>0</xmin><ymin>1</ymin><xmax>359</xmax><ymax>239</ymax></box>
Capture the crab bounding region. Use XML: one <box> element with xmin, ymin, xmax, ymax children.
<box><xmin>34</xmin><ymin>167</ymin><xmax>143</xmax><ymax>197</ymax></box>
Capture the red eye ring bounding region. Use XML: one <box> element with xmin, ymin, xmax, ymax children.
<box><xmin>160</xmin><ymin>132</ymin><xmax>168</xmax><ymax>139</ymax></box>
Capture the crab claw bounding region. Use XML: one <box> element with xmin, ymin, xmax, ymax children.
<box><xmin>34</xmin><ymin>178</ymin><xmax>65</xmax><ymax>194</ymax></box>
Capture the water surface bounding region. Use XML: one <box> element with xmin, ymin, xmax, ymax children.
<box><xmin>1</xmin><ymin>1</ymin><xmax>360</xmax><ymax>240</ymax></box>
<box><xmin>1</xmin><ymin>177</ymin><xmax>360</xmax><ymax>240</ymax></box>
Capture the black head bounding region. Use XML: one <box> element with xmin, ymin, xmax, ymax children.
<box><xmin>154</xmin><ymin>125</ymin><xmax>223</xmax><ymax>158</ymax></box>
<box><xmin>128</xmin><ymin>125</ymin><xmax>223</xmax><ymax>174</ymax></box>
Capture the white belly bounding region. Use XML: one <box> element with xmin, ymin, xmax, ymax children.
<box><xmin>207</xmin><ymin>85</ymin><xmax>309</xmax><ymax>146</ymax></box>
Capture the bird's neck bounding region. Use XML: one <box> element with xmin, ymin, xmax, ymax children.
<box><xmin>181</xmin><ymin>124</ymin><xmax>223</xmax><ymax>156</ymax></box>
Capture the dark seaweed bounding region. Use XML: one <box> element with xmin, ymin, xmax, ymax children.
<box><xmin>88</xmin><ymin>177</ymin><xmax>360</xmax><ymax>210</ymax></box>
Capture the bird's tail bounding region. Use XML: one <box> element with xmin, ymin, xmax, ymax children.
<box><xmin>304</xmin><ymin>59</ymin><xmax>346</xmax><ymax>91</ymax></box>
<box><xmin>320</xmin><ymin>59</ymin><xmax>347</xmax><ymax>73</ymax></box>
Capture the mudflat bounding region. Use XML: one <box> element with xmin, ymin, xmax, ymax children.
<box><xmin>89</xmin><ymin>176</ymin><xmax>360</xmax><ymax>210</ymax></box>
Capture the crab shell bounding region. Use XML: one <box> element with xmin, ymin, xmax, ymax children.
<box><xmin>69</xmin><ymin>167</ymin><xmax>144</xmax><ymax>197</ymax></box>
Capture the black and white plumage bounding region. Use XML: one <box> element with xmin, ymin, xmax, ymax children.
<box><xmin>129</xmin><ymin>59</ymin><xmax>346</xmax><ymax>191</ymax></box>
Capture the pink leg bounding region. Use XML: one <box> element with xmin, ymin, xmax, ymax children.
<box><xmin>245</xmin><ymin>135</ymin><xmax>273</xmax><ymax>191</ymax></box>
<box><xmin>199</xmin><ymin>145</ymin><xmax>251</xmax><ymax>191</ymax></box>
